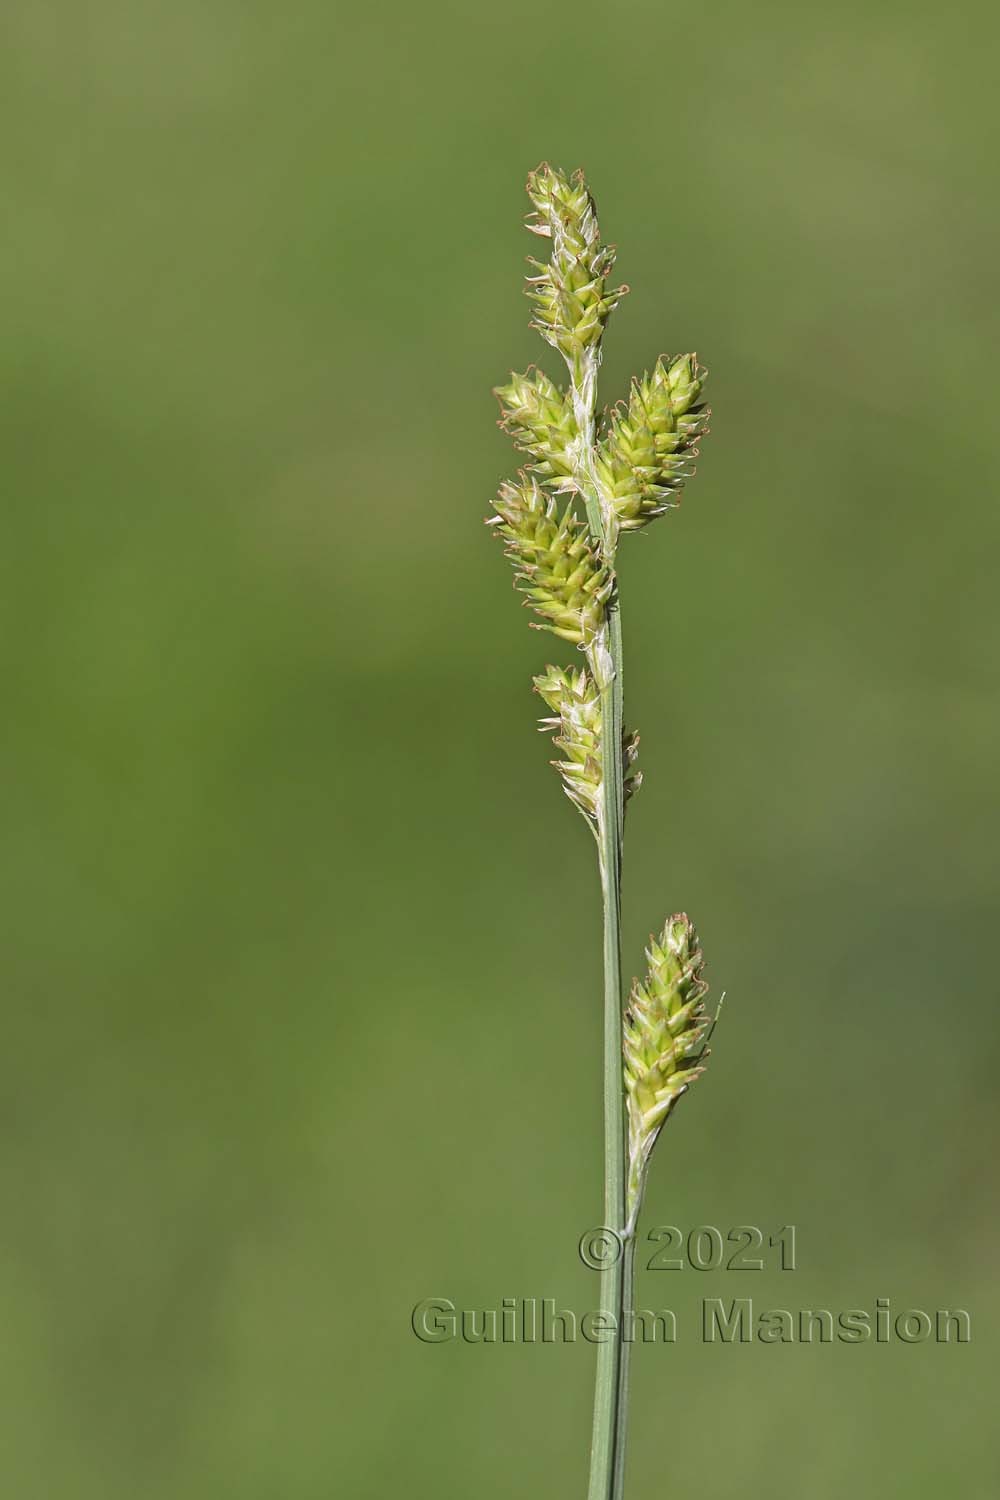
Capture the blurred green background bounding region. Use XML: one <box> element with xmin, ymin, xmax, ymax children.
<box><xmin>2</xmin><ymin>1</ymin><xmax>998</xmax><ymax>1495</ymax></box>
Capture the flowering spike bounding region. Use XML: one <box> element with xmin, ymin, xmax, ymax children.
<box><xmin>494</xmin><ymin>367</ymin><xmax>579</xmax><ymax>486</ymax></box>
<box><xmin>487</xmin><ymin>476</ymin><xmax>611</xmax><ymax>646</ymax></box>
<box><xmin>533</xmin><ymin>664</ymin><xmax>603</xmax><ymax>826</ymax></box>
<box><xmin>523</xmin><ymin>164</ymin><xmax>627</xmax><ymax>364</ymax></box>
<box><xmin>533</xmin><ymin>665</ymin><xmax>642</xmax><ymax>829</ymax></box>
<box><xmin>623</xmin><ymin>914</ymin><xmax>712</xmax><ymax>1227</ymax></box>
<box><xmin>596</xmin><ymin>354</ymin><xmax>710</xmax><ymax>544</ymax></box>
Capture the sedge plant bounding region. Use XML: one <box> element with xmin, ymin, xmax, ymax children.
<box><xmin>488</xmin><ymin>164</ymin><xmax>717</xmax><ymax>1500</ymax></box>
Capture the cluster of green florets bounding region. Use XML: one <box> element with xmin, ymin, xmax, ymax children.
<box><xmin>489</xmin><ymin>161</ymin><xmax>717</xmax><ymax>819</ymax></box>
<box><xmin>533</xmin><ymin>664</ymin><xmax>603</xmax><ymax>822</ymax></box>
<box><xmin>492</xmin><ymin>164</ymin><xmax>710</xmax><ymax>577</ymax></box>
<box><xmin>523</xmin><ymin>164</ymin><xmax>627</xmax><ymax>364</ymax></box>
<box><xmin>596</xmin><ymin>355</ymin><xmax>710</xmax><ymax>544</ymax></box>
<box><xmin>623</xmin><ymin>915</ymin><xmax>712</xmax><ymax>1223</ymax></box>
<box><xmin>489</xmin><ymin>165</ymin><xmax>712</xmax><ymax>824</ymax></box>
<box><xmin>487</xmin><ymin>476</ymin><xmax>611</xmax><ymax>646</ymax></box>
<box><xmin>533</xmin><ymin>664</ymin><xmax>642</xmax><ymax>829</ymax></box>
<box><xmin>495</xmin><ymin>367</ymin><xmax>579</xmax><ymax>486</ymax></box>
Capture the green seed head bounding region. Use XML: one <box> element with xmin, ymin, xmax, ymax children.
<box><xmin>489</xmin><ymin>166</ymin><xmax>713</xmax><ymax>853</ymax></box>
<box><xmin>494</xmin><ymin>367</ymin><xmax>579</xmax><ymax>485</ymax></box>
<box><xmin>534</xmin><ymin>664</ymin><xmax>641</xmax><ymax>829</ymax></box>
<box><xmin>533</xmin><ymin>664</ymin><xmax>603</xmax><ymax>824</ymax></box>
<box><xmin>487</xmin><ymin>475</ymin><xmax>611</xmax><ymax>645</ymax></box>
<box><xmin>624</xmin><ymin>914</ymin><xmax>711</xmax><ymax>1222</ymax></box>
<box><xmin>596</xmin><ymin>355</ymin><xmax>710</xmax><ymax>543</ymax></box>
<box><xmin>523</xmin><ymin>163</ymin><xmax>627</xmax><ymax>363</ymax></box>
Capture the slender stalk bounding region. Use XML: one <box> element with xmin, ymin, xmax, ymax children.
<box><xmin>612</xmin><ymin>1234</ymin><xmax>636</xmax><ymax>1500</ymax></box>
<box><xmin>569</xmin><ymin>351</ymin><xmax>631</xmax><ymax>1500</ymax></box>
<box><xmin>588</xmin><ymin>593</ymin><xmax>629</xmax><ymax>1500</ymax></box>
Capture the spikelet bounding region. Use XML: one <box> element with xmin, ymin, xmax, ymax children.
<box><xmin>596</xmin><ymin>355</ymin><xmax>710</xmax><ymax>544</ymax></box>
<box><xmin>494</xmin><ymin>368</ymin><xmax>579</xmax><ymax>487</ymax></box>
<box><xmin>487</xmin><ymin>476</ymin><xmax>611</xmax><ymax>645</ymax></box>
<box><xmin>533</xmin><ymin>664</ymin><xmax>642</xmax><ymax>828</ymax></box>
<box><xmin>524</xmin><ymin>164</ymin><xmax>628</xmax><ymax>363</ymax></box>
<box><xmin>623</xmin><ymin>914</ymin><xmax>711</xmax><ymax>1226</ymax></box>
<box><xmin>533</xmin><ymin>664</ymin><xmax>602</xmax><ymax>822</ymax></box>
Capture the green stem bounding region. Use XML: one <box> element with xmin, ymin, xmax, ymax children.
<box><xmin>569</xmin><ymin>352</ymin><xmax>630</xmax><ymax>1500</ymax></box>
<box><xmin>586</xmin><ymin>590</ymin><xmax>629</xmax><ymax>1500</ymax></box>
<box><xmin>612</xmin><ymin>1234</ymin><xmax>636</xmax><ymax>1500</ymax></box>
